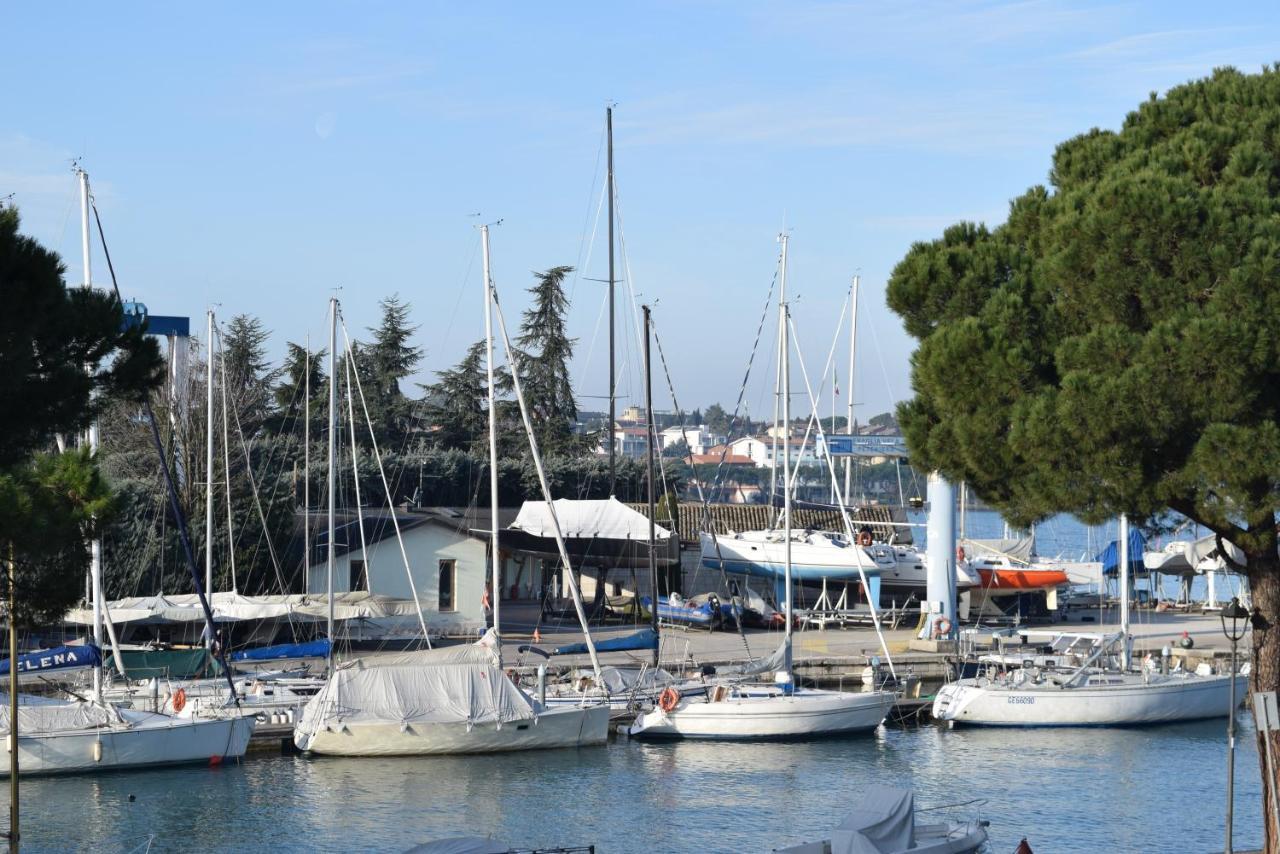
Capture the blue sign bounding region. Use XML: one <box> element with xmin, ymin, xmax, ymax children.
<box><xmin>0</xmin><ymin>644</ymin><xmax>102</xmax><ymax>676</ymax></box>
<box><xmin>822</xmin><ymin>435</ymin><xmax>908</xmax><ymax>458</ymax></box>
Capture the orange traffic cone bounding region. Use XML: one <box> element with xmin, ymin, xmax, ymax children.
<box><xmin>532</xmin><ymin>628</ymin><xmax>542</xmax><ymax>644</ymax></box>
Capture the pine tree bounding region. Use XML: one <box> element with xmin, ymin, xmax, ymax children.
<box><xmin>515</xmin><ymin>266</ymin><xmax>578</xmax><ymax>454</ymax></box>
<box><xmin>220</xmin><ymin>314</ymin><xmax>278</xmax><ymax>430</ymax></box>
<box><xmin>363</xmin><ymin>295</ymin><xmax>423</xmax><ymax>442</ymax></box>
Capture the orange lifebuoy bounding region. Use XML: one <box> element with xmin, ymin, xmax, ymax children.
<box><xmin>956</xmin><ymin>545</ymin><xmax>966</xmax><ymax>561</ymax></box>
<box><xmin>172</xmin><ymin>688</ymin><xmax>187</xmax><ymax>713</ymax></box>
<box><xmin>934</xmin><ymin>617</ymin><xmax>953</xmax><ymax>638</ymax></box>
<box><xmin>658</xmin><ymin>687</ymin><xmax>680</xmax><ymax>713</ymax></box>
<box><xmin>857</xmin><ymin>531</ymin><xmax>874</xmax><ymax>547</ymax></box>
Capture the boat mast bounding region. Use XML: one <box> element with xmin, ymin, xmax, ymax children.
<box><xmin>481</xmin><ymin>224</ymin><xmax>502</xmax><ymax>662</ymax></box>
<box><xmin>607</xmin><ymin>106</ymin><xmax>617</xmax><ymax>496</ymax></box>
<box><xmin>1119</xmin><ymin>513</ymin><xmax>1131</xmax><ymax>669</ymax></box>
<box><xmin>779</xmin><ymin>234</ymin><xmax>793</xmax><ymax>678</ymax></box>
<box><xmin>204</xmin><ymin>308</ymin><xmax>215</xmax><ymax>638</ymax></box>
<box><xmin>303</xmin><ymin>335</ymin><xmax>310</xmax><ymax>595</ymax></box>
<box><xmin>843</xmin><ymin>275</ymin><xmax>858</xmax><ymax>506</ymax></box>
<box><xmin>79</xmin><ymin>167</ymin><xmax>104</xmax><ymax>704</ymax></box>
<box><xmin>326</xmin><ymin>297</ymin><xmax>337</xmax><ymax>669</ymax></box>
<box><xmin>642</xmin><ymin>305</ymin><xmax>660</xmax><ymax>668</ymax></box>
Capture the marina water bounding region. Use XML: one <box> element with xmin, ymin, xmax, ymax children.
<box><xmin>24</xmin><ymin>509</ymin><xmax>1263</xmax><ymax>852</ymax></box>
<box><xmin>20</xmin><ymin>716</ymin><xmax>1263</xmax><ymax>851</ymax></box>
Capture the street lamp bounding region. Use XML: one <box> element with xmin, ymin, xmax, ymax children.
<box><xmin>1221</xmin><ymin>596</ymin><xmax>1250</xmax><ymax>854</ymax></box>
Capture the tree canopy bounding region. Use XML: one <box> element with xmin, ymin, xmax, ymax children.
<box><xmin>887</xmin><ymin>66</ymin><xmax>1279</xmax><ymax>558</ymax></box>
<box><xmin>0</xmin><ymin>207</ymin><xmax>163</xmax><ymax>623</ymax></box>
<box><xmin>516</xmin><ymin>266</ymin><xmax>579</xmax><ymax>454</ymax></box>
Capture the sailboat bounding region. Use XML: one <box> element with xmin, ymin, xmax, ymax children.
<box><xmin>294</xmin><ymin>224</ymin><xmax>609</xmax><ymax>755</ymax></box>
<box><xmin>0</xmin><ymin>167</ymin><xmax>255</xmax><ymax>776</ymax></box>
<box><xmin>932</xmin><ymin>515</ymin><xmax>1246</xmax><ymax>726</ymax></box>
<box><xmin>630</xmin><ymin>235</ymin><xmax>896</xmax><ymax>740</ymax></box>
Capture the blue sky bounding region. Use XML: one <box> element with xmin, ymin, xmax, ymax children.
<box><xmin>4</xmin><ymin>2</ymin><xmax>1276</xmax><ymax>425</ymax></box>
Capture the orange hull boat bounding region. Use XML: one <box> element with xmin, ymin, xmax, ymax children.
<box><xmin>977</xmin><ymin>568</ymin><xmax>1070</xmax><ymax>591</ymax></box>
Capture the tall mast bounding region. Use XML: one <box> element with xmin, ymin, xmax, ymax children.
<box><xmin>204</xmin><ymin>309</ymin><xmax>215</xmax><ymax>632</ymax></box>
<box><xmin>779</xmin><ymin>234</ymin><xmax>793</xmax><ymax>678</ymax></box>
<box><xmin>303</xmin><ymin>335</ymin><xmax>310</xmax><ymax>591</ymax></box>
<box><xmin>606</xmin><ymin>106</ymin><xmax>617</xmax><ymax>496</ymax></box>
<box><xmin>481</xmin><ymin>225</ymin><xmax>502</xmax><ymax>661</ymax></box>
<box><xmin>843</xmin><ymin>275</ymin><xmax>858</xmax><ymax>506</ymax></box>
<box><xmin>79</xmin><ymin>167</ymin><xmax>104</xmax><ymax>703</ymax></box>
<box><xmin>326</xmin><ymin>297</ymin><xmax>337</xmax><ymax>667</ymax></box>
<box><xmin>1119</xmin><ymin>513</ymin><xmax>1131</xmax><ymax>669</ymax></box>
<box><xmin>642</xmin><ymin>305</ymin><xmax>660</xmax><ymax>667</ymax></box>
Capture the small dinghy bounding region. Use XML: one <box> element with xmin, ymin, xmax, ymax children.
<box><xmin>773</xmin><ymin>787</ymin><xmax>989</xmax><ymax>854</ymax></box>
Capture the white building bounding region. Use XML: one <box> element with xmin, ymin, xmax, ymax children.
<box><xmin>658</xmin><ymin>425</ymin><xmax>725</xmax><ymax>455</ymax></box>
<box><xmin>727</xmin><ymin>435</ymin><xmax>825</xmax><ymax>468</ymax></box>
<box><xmin>305</xmin><ymin>509</ymin><xmax>514</xmax><ymax>638</ymax></box>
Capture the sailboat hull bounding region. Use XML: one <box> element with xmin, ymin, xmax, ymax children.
<box><xmin>296</xmin><ymin>703</ymin><xmax>610</xmax><ymax>756</ymax></box>
<box><xmin>700</xmin><ymin>533</ymin><xmax>887</xmax><ymax>583</ymax></box>
<box><xmin>629</xmin><ymin>687</ymin><xmax>894</xmax><ymax>740</ymax></box>
<box><xmin>932</xmin><ymin>673</ymin><xmax>1246</xmax><ymax>726</ymax></box>
<box><xmin>1</xmin><ymin>712</ymin><xmax>255</xmax><ymax>776</ymax></box>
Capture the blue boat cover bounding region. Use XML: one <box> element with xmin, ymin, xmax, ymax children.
<box><xmin>230</xmin><ymin>639</ymin><xmax>331</xmax><ymax>662</ymax></box>
<box><xmin>0</xmin><ymin>644</ymin><xmax>101</xmax><ymax>676</ymax></box>
<box><xmin>553</xmin><ymin>629</ymin><xmax>658</xmax><ymax>656</ymax></box>
<box><xmin>1099</xmin><ymin>528</ymin><xmax>1148</xmax><ymax>577</ymax></box>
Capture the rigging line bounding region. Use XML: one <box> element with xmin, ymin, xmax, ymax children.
<box><xmin>703</xmin><ymin>246</ymin><xmax>783</xmax><ymax>504</ymax></box>
<box><xmin>787</xmin><ymin>312</ymin><xmax>896</xmax><ymax>677</ymax></box>
<box><xmin>780</xmin><ymin>289</ymin><xmax>849</xmax><ymax>513</ymax></box>
<box><xmin>215</xmin><ymin>323</ymin><xmax>296</xmax><ymax>622</ymax></box>
<box><xmin>90</xmin><ymin>199</ymin><xmax>240</xmax><ymax>704</ymax></box>
<box><xmin>215</xmin><ymin>324</ymin><xmax>239</xmax><ymax>594</ymax></box>
<box><xmin>491</xmin><ymin>282</ymin><xmax>603</xmax><ymax>677</ymax></box>
<box><xmin>650</xmin><ymin>316</ymin><xmax>753</xmax><ymax>659</ymax></box>
<box><xmin>340</xmin><ymin>315</ymin><xmax>433</xmax><ymax>645</ymax></box>
<box><xmin>863</xmin><ymin>298</ymin><xmax>921</xmax><ymax>499</ymax></box>
<box><xmin>568</xmin><ymin>119</ymin><xmax>609</xmax><ymax>307</ymax></box>
<box><xmin>345</xmin><ymin>347</ymin><xmax>372</xmax><ymax>573</ymax></box>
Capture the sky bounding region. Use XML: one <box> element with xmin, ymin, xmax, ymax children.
<box><xmin>4</xmin><ymin>2</ymin><xmax>1277</xmax><ymax>427</ymax></box>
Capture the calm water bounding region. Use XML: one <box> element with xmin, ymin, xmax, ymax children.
<box><xmin>18</xmin><ymin>716</ymin><xmax>1263</xmax><ymax>852</ymax></box>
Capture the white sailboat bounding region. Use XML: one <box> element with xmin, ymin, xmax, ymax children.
<box><xmin>294</xmin><ymin>224</ymin><xmax>608</xmax><ymax>756</ymax></box>
<box><xmin>0</xmin><ymin>167</ymin><xmax>256</xmax><ymax>776</ymax></box>
<box><xmin>932</xmin><ymin>515</ymin><xmax>1246</xmax><ymax>726</ymax></box>
<box><xmin>631</xmin><ymin>236</ymin><xmax>896</xmax><ymax>740</ymax></box>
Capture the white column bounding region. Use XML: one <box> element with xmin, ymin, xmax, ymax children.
<box><xmin>922</xmin><ymin>471</ymin><xmax>957</xmax><ymax>640</ymax></box>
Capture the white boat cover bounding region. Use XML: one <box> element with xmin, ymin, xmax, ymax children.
<box><xmin>511</xmin><ymin>497</ymin><xmax>671</xmax><ymax>541</ymax></box>
<box><xmin>301</xmin><ymin>632</ymin><xmax>534</xmax><ymax>730</ymax></box>
<box><xmin>0</xmin><ymin>694</ymin><xmax>117</xmax><ymax>735</ymax></box>
<box><xmin>831</xmin><ymin>787</ymin><xmax>915</xmax><ymax>854</ymax></box>
<box><xmin>405</xmin><ymin>839</ymin><xmax>512</xmax><ymax>854</ymax></box>
<box><xmin>65</xmin><ymin>591</ymin><xmax>429</xmax><ymax>626</ymax></box>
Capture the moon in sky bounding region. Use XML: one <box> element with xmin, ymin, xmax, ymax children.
<box><xmin>315</xmin><ymin>112</ymin><xmax>337</xmax><ymax>140</ymax></box>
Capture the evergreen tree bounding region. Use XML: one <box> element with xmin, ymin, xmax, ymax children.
<box><xmin>704</xmin><ymin>403</ymin><xmax>731</xmax><ymax>436</ymax></box>
<box><xmin>219</xmin><ymin>313</ymin><xmax>278</xmax><ymax>430</ymax></box>
<box><xmin>885</xmin><ymin>66</ymin><xmax>1280</xmax><ymax>837</ymax></box>
<box><xmin>515</xmin><ymin>266</ymin><xmax>578</xmax><ymax>454</ymax></box>
<box><xmin>362</xmin><ymin>295</ymin><xmax>423</xmax><ymax>442</ymax></box>
<box><xmin>0</xmin><ymin>207</ymin><xmax>163</xmax><ymax>622</ymax></box>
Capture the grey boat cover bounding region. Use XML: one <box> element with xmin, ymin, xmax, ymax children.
<box><xmin>300</xmin><ymin>631</ymin><xmax>535</xmax><ymax>732</ymax></box>
<box><xmin>0</xmin><ymin>694</ymin><xmax>117</xmax><ymax>735</ymax></box>
<box><xmin>830</xmin><ymin>787</ymin><xmax>915</xmax><ymax>854</ymax></box>
<box><xmin>963</xmin><ymin>537</ymin><xmax>1035</xmax><ymax>563</ymax></box>
<box><xmin>405</xmin><ymin>838</ymin><xmax>512</xmax><ymax>854</ymax></box>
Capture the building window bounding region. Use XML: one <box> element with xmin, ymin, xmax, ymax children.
<box><xmin>438</xmin><ymin>559</ymin><xmax>456</xmax><ymax>612</ymax></box>
<box><xmin>349</xmin><ymin>559</ymin><xmax>367</xmax><ymax>592</ymax></box>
